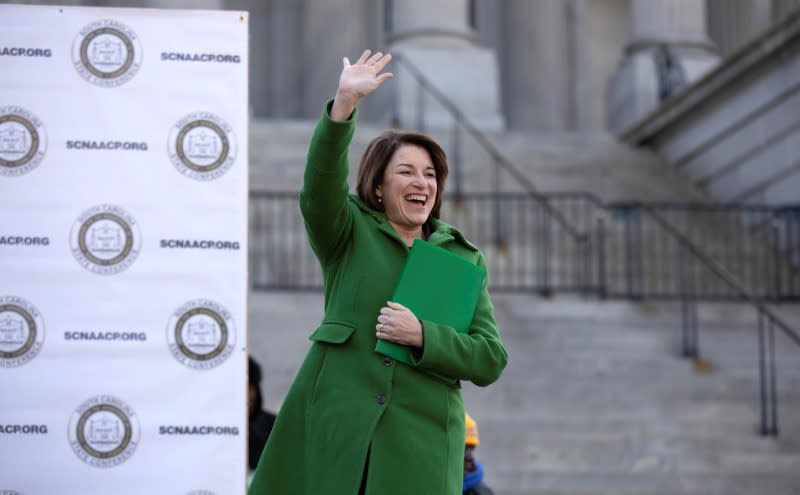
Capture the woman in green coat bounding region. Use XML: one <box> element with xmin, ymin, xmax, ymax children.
<box><xmin>248</xmin><ymin>49</ymin><xmax>508</xmax><ymax>495</ymax></box>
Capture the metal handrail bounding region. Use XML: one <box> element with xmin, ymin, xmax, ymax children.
<box><xmin>646</xmin><ymin>206</ymin><xmax>800</xmax><ymax>347</ymax></box>
<box><xmin>250</xmin><ymin>190</ymin><xmax>800</xmax><ymax>298</ymax></box>
<box><xmin>645</xmin><ymin>206</ymin><xmax>798</xmax><ymax>435</ymax></box>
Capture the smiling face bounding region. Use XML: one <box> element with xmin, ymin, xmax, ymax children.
<box><xmin>376</xmin><ymin>144</ymin><xmax>437</xmax><ymax>238</ymax></box>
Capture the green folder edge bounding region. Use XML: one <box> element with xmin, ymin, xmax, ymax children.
<box><xmin>375</xmin><ymin>239</ymin><xmax>486</xmax><ymax>382</ymax></box>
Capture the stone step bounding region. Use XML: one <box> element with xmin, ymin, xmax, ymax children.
<box><xmin>249</xmin><ymin>118</ymin><xmax>702</xmax><ymax>202</ymax></box>
<box><xmin>483</xmin><ymin>447</ymin><xmax>800</xmax><ymax>476</ymax></box>
<box><xmin>483</xmin><ymin>472</ymin><xmax>800</xmax><ymax>495</ymax></box>
<box><xmin>461</xmin><ymin>294</ymin><xmax>800</xmax><ymax>493</ymax></box>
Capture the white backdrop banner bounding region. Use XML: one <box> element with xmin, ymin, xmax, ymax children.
<box><xmin>0</xmin><ymin>4</ymin><xmax>249</xmax><ymax>495</ymax></box>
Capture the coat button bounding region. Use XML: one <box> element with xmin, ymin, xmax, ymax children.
<box><xmin>383</xmin><ymin>357</ymin><xmax>394</xmax><ymax>366</ymax></box>
<box><xmin>376</xmin><ymin>394</ymin><xmax>387</xmax><ymax>404</ymax></box>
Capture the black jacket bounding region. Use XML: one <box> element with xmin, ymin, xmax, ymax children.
<box><xmin>248</xmin><ymin>409</ymin><xmax>276</xmax><ymax>470</ymax></box>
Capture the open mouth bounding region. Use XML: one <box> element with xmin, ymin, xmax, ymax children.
<box><xmin>405</xmin><ymin>194</ymin><xmax>428</xmax><ymax>207</ymax></box>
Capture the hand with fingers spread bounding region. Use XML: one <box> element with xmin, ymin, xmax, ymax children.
<box><xmin>331</xmin><ymin>49</ymin><xmax>393</xmax><ymax>121</ymax></box>
<box><xmin>375</xmin><ymin>301</ymin><xmax>424</xmax><ymax>348</ymax></box>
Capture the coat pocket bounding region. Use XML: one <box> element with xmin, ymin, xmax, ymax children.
<box><xmin>308</xmin><ymin>321</ymin><xmax>356</xmax><ymax>344</ymax></box>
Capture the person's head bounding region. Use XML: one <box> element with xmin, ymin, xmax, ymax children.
<box><xmin>248</xmin><ymin>356</ymin><xmax>263</xmax><ymax>418</ymax></box>
<box><xmin>464</xmin><ymin>412</ymin><xmax>480</xmax><ymax>474</ymax></box>
<box><xmin>356</xmin><ymin>130</ymin><xmax>448</xmax><ymax>231</ymax></box>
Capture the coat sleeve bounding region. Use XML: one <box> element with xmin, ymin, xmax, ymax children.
<box><xmin>298</xmin><ymin>100</ymin><xmax>357</xmax><ymax>266</ymax></box>
<box><xmin>411</xmin><ymin>251</ymin><xmax>508</xmax><ymax>386</ymax></box>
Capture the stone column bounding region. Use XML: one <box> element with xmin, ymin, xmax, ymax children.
<box><xmin>707</xmin><ymin>0</ymin><xmax>774</xmax><ymax>57</ymax></box>
<box><xmin>302</xmin><ymin>0</ymin><xmax>371</xmax><ymax>118</ymax></box>
<box><xmin>258</xmin><ymin>0</ymin><xmax>304</xmax><ymax>118</ymax></box>
<box><xmin>388</xmin><ymin>0</ymin><xmax>504</xmax><ymax>131</ymax></box>
<box><xmin>607</xmin><ymin>0</ymin><xmax>719</xmax><ymax>134</ymax></box>
<box><xmin>502</xmin><ymin>0</ymin><xmax>571</xmax><ymax>131</ymax></box>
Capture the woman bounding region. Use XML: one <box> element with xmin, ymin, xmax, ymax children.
<box><xmin>248</xmin><ymin>49</ymin><xmax>508</xmax><ymax>495</ymax></box>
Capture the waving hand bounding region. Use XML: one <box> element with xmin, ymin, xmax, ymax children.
<box><xmin>331</xmin><ymin>49</ymin><xmax>393</xmax><ymax>121</ymax></box>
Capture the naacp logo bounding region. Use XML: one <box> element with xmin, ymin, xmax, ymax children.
<box><xmin>167</xmin><ymin>299</ymin><xmax>235</xmax><ymax>369</ymax></box>
<box><xmin>69</xmin><ymin>395</ymin><xmax>140</xmax><ymax>468</ymax></box>
<box><xmin>73</xmin><ymin>19</ymin><xmax>141</xmax><ymax>87</ymax></box>
<box><xmin>168</xmin><ymin>112</ymin><xmax>236</xmax><ymax>181</ymax></box>
<box><xmin>0</xmin><ymin>107</ymin><xmax>46</xmax><ymax>177</ymax></box>
<box><xmin>0</xmin><ymin>296</ymin><xmax>45</xmax><ymax>368</ymax></box>
<box><xmin>70</xmin><ymin>204</ymin><xmax>141</xmax><ymax>275</ymax></box>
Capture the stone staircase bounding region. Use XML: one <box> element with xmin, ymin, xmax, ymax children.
<box><xmin>461</xmin><ymin>296</ymin><xmax>800</xmax><ymax>495</ymax></box>
<box><xmin>248</xmin><ymin>118</ymin><xmax>703</xmax><ymax>201</ymax></box>
<box><xmin>248</xmin><ymin>292</ymin><xmax>800</xmax><ymax>495</ymax></box>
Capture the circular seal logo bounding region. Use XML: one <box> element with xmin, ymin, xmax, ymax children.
<box><xmin>0</xmin><ymin>296</ymin><xmax>45</xmax><ymax>368</ymax></box>
<box><xmin>69</xmin><ymin>395</ymin><xmax>140</xmax><ymax>468</ymax></box>
<box><xmin>167</xmin><ymin>299</ymin><xmax>235</xmax><ymax>369</ymax></box>
<box><xmin>0</xmin><ymin>106</ymin><xmax>47</xmax><ymax>177</ymax></box>
<box><xmin>72</xmin><ymin>19</ymin><xmax>141</xmax><ymax>87</ymax></box>
<box><xmin>70</xmin><ymin>204</ymin><xmax>141</xmax><ymax>275</ymax></box>
<box><xmin>168</xmin><ymin>112</ymin><xmax>237</xmax><ymax>181</ymax></box>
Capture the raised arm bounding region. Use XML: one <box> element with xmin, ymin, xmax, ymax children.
<box><xmin>299</xmin><ymin>50</ymin><xmax>393</xmax><ymax>265</ymax></box>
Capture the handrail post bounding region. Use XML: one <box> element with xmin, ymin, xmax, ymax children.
<box><xmin>770</xmin><ymin>316</ymin><xmax>779</xmax><ymax>435</ymax></box>
<box><xmin>758</xmin><ymin>311</ymin><xmax>779</xmax><ymax>435</ymax></box>
<box><xmin>681</xmin><ymin>298</ymin><xmax>699</xmax><ymax>358</ymax></box>
<box><xmin>596</xmin><ymin>217</ymin><xmax>606</xmax><ymax>299</ymax></box>
<box><xmin>580</xmin><ymin>201</ymin><xmax>592</xmax><ymax>296</ymax></box>
<box><xmin>679</xmin><ymin>244</ymin><xmax>699</xmax><ymax>358</ymax></box>
<box><xmin>416</xmin><ymin>79</ymin><xmax>425</xmax><ymax>132</ymax></box>
<box><xmin>581</xmin><ymin>233</ymin><xmax>591</xmax><ymax>296</ymax></box>
<box><xmin>792</xmin><ymin>208</ymin><xmax>800</xmax><ymax>295</ymax></box>
<box><xmin>622</xmin><ymin>205</ymin><xmax>639</xmax><ymax>299</ymax></box>
<box><xmin>452</xmin><ymin>118</ymin><xmax>462</xmax><ymax>200</ymax></box>
<box><xmin>772</xmin><ymin>226</ymin><xmax>782</xmax><ymax>301</ymax></box>
<box><xmin>493</xmin><ymin>157</ymin><xmax>506</xmax><ymax>253</ymax></box>
<box><xmin>538</xmin><ymin>203</ymin><xmax>552</xmax><ymax>296</ymax></box>
<box><xmin>634</xmin><ymin>205</ymin><xmax>644</xmax><ymax>299</ymax></box>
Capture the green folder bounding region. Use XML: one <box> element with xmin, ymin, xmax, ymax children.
<box><xmin>375</xmin><ymin>239</ymin><xmax>486</xmax><ymax>372</ymax></box>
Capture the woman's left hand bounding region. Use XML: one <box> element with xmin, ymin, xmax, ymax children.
<box><xmin>375</xmin><ymin>301</ymin><xmax>424</xmax><ymax>348</ymax></box>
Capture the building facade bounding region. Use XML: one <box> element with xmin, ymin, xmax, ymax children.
<box><xmin>6</xmin><ymin>0</ymin><xmax>798</xmax><ymax>131</ymax></box>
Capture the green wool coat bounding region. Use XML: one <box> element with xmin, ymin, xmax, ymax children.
<box><xmin>248</xmin><ymin>103</ymin><xmax>508</xmax><ymax>495</ymax></box>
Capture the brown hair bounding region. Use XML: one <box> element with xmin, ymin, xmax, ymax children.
<box><xmin>356</xmin><ymin>130</ymin><xmax>449</xmax><ymax>219</ymax></box>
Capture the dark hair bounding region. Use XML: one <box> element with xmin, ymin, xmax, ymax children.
<box><xmin>248</xmin><ymin>356</ymin><xmax>262</xmax><ymax>385</ymax></box>
<box><xmin>356</xmin><ymin>130</ymin><xmax>448</xmax><ymax>219</ymax></box>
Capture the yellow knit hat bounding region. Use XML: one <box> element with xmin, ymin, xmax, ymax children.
<box><xmin>465</xmin><ymin>412</ymin><xmax>479</xmax><ymax>446</ymax></box>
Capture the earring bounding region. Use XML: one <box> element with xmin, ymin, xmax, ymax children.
<box><xmin>378</xmin><ymin>197</ymin><xmax>382</xmax><ymax>203</ymax></box>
